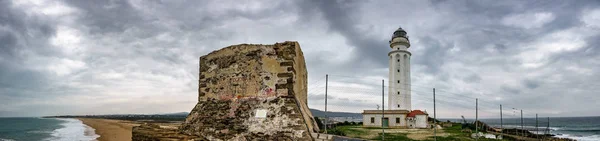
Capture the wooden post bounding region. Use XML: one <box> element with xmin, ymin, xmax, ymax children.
<box><xmin>521</xmin><ymin>110</ymin><xmax>523</xmax><ymax>137</ymax></box>
<box><xmin>433</xmin><ymin>88</ymin><xmax>436</xmax><ymax>141</ymax></box>
<box><xmin>381</xmin><ymin>79</ymin><xmax>385</xmax><ymax>141</ymax></box>
<box><xmin>324</xmin><ymin>74</ymin><xmax>328</xmax><ymax>134</ymax></box>
<box><xmin>476</xmin><ymin>98</ymin><xmax>478</xmax><ymax>141</ymax></box>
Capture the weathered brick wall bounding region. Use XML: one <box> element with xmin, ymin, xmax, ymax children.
<box><xmin>179</xmin><ymin>41</ymin><xmax>318</xmax><ymax>140</ymax></box>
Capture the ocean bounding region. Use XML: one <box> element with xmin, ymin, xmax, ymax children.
<box><xmin>0</xmin><ymin>118</ymin><xmax>99</xmax><ymax>141</ymax></box>
<box><xmin>442</xmin><ymin>116</ymin><xmax>600</xmax><ymax>141</ymax></box>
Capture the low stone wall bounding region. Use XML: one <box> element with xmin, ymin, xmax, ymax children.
<box><xmin>311</xmin><ymin>133</ymin><xmax>365</xmax><ymax>141</ymax></box>
<box><xmin>132</xmin><ymin>123</ymin><xmax>203</xmax><ymax>141</ymax></box>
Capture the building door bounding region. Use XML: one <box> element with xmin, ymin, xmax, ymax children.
<box><xmin>382</xmin><ymin>118</ymin><xmax>389</xmax><ymax>128</ymax></box>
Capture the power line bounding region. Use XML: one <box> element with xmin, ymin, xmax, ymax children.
<box><xmin>320</xmin><ymin>74</ymin><xmax>545</xmax><ymax>120</ymax></box>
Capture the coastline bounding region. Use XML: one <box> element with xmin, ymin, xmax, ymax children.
<box><xmin>77</xmin><ymin>118</ymin><xmax>139</xmax><ymax>141</ymax></box>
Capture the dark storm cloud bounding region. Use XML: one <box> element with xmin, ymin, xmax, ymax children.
<box><xmin>308</xmin><ymin>93</ymin><xmax>335</xmax><ymax>101</ymax></box>
<box><xmin>296</xmin><ymin>0</ymin><xmax>390</xmax><ymax>68</ymax></box>
<box><xmin>413</xmin><ymin>36</ymin><xmax>450</xmax><ymax>73</ymax></box>
<box><xmin>64</xmin><ymin>0</ymin><xmax>296</xmax><ymax>33</ymax></box>
<box><xmin>0</xmin><ymin>66</ymin><xmax>48</xmax><ymax>91</ymax></box>
<box><xmin>464</xmin><ymin>73</ymin><xmax>482</xmax><ymax>83</ymax></box>
<box><xmin>523</xmin><ymin>79</ymin><xmax>540</xmax><ymax>89</ymax></box>
<box><xmin>1</xmin><ymin>0</ymin><xmax>600</xmax><ymax>117</ymax></box>
<box><xmin>0</xmin><ymin>0</ymin><xmax>56</xmax><ymax>91</ymax></box>
<box><xmin>63</xmin><ymin>0</ymin><xmax>145</xmax><ymax>33</ymax></box>
<box><xmin>0</xmin><ymin>31</ymin><xmax>18</xmax><ymax>58</ymax></box>
<box><xmin>0</xmin><ymin>0</ymin><xmax>56</xmax><ymax>59</ymax></box>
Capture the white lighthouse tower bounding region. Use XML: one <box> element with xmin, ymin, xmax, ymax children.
<box><xmin>362</xmin><ymin>27</ymin><xmax>428</xmax><ymax>129</ymax></box>
<box><xmin>388</xmin><ymin>27</ymin><xmax>411</xmax><ymax>111</ymax></box>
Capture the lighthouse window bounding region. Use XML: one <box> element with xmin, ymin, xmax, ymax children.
<box><xmin>397</xmin><ymin>104</ymin><xmax>400</xmax><ymax>108</ymax></box>
<box><xmin>397</xmin><ymin>59</ymin><xmax>399</xmax><ymax>62</ymax></box>
<box><xmin>397</xmin><ymin>69</ymin><xmax>400</xmax><ymax>72</ymax></box>
<box><xmin>397</xmin><ymin>92</ymin><xmax>400</xmax><ymax>95</ymax></box>
<box><xmin>397</xmin><ymin>80</ymin><xmax>400</xmax><ymax>83</ymax></box>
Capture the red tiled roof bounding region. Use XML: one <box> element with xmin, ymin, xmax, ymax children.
<box><xmin>407</xmin><ymin>110</ymin><xmax>427</xmax><ymax>117</ymax></box>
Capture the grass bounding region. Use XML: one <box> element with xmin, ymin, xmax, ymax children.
<box><xmin>443</xmin><ymin>123</ymin><xmax>465</xmax><ymax>134</ymax></box>
<box><xmin>433</xmin><ymin>123</ymin><xmax>508</xmax><ymax>141</ymax></box>
<box><xmin>327</xmin><ymin>126</ymin><xmax>373</xmax><ymax>137</ymax></box>
<box><xmin>370</xmin><ymin>133</ymin><xmax>474</xmax><ymax>141</ymax></box>
<box><xmin>337</xmin><ymin>126</ymin><xmax>367</xmax><ymax>135</ymax></box>
<box><xmin>331</xmin><ymin>123</ymin><xmax>507</xmax><ymax>141</ymax></box>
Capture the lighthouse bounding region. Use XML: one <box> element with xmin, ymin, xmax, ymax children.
<box><xmin>388</xmin><ymin>27</ymin><xmax>411</xmax><ymax>111</ymax></box>
<box><xmin>362</xmin><ymin>27</ymin><xmax>427</xmax><ymax>129</ymax></box>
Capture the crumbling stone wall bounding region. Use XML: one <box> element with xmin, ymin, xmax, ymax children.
<box><xmin>179</xmin><ymin>41</ymin><xmax>318</xmax><ymax>140</ymax></box>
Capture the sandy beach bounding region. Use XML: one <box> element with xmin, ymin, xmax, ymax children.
<box><xmin>77</xmin><ymin>118</ymin><xmax>140</xmax><ymax>141</ymax></box>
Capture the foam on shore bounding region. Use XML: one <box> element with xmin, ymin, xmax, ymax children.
<box><xmin>556</xmin><ymin>134</ymin><xmax>600</xmax><ymax>141</ymax></box>
<box><xmin>46</xmin><ymin>118</ymin><xmax>100</xmax><ymax>141</ymax></box>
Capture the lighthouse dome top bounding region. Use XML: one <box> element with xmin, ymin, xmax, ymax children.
<box><xmin>392</xmin><ymin>27</ymin><xmax>408</xmax><ymax>40</ymax></box>
<box><xmin>389</xmin><ymin>26</ymin><xmax>410</xmax><ymax>48</ymax></box>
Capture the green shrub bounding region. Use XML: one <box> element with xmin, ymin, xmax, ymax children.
<box><xmin>326</xmin><ymin>128</ymin><xmax>346</xmax><ymax>136</ymax></box>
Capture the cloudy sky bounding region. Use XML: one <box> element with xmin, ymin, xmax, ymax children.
<box><xmin>1</xmin><ymin>0</ymin><xmax>599</xmax><ymax>118</ymax></box>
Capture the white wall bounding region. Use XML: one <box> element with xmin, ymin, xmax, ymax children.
<box><xmin>388</xmin><ymin>40</ymin><xmax>411</xmax><ymax>111</ymax></box>
<box><xmin>363</xmin><ymin>114</ymin><xmax>407</xmax><ymax>127</ymax></box>
<box><xmin>415</xmin><ymin>115</ymin><xmax>428</xmax><ymax>128</ymax></box>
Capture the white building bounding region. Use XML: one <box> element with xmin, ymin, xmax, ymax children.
<box><xmin>362</xmin><ymin>27</ymin><xmax>429</xmax><ymax>128</ymax></box>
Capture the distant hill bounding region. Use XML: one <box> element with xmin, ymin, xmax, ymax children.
<box><xmin>162</xmin><ymin>112</ymin><xmax>189</xmax><ymax>116</ymax></box>
<box><xmin>309</xmin><ymin>108</ymin><xmax>361</xmax><ymax>118</ymax></box>
<box><xmin>43</xmin><ymin>112</ymin><xmax>191</xmax><ymax>122</ymax></box>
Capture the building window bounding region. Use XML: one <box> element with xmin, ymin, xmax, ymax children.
<box><xmin>397</xmin><ymin>59</ymin><xmax>399</xmax><ymax>62</ymax></box>
<box><xmin>397</xmin><ymin>69</ymin><xmax>400</xmax><ymax>72</ymax></box>
<box><xmin>397</xmin><ymin>80</ymin><xmax>400</xmax><ymax>83</ymax></box>
<box><xmin>397</xmin><ymin>104</ymin><xmax>400</xmax><ymax>108</ymax></box>
<box><xmin>371</xmin><ymin>117</ymin><xmax>375</xmax><ymax>123</ymax></box>
<box><xmin>397</xmin><ymin>91</ymin><xmax>400</xmax><ymax>95</ymax></box>
<box><xmin>396</xmin><ymin>118</ymin><xmax>400</xmax><ymax>123</ymax></box>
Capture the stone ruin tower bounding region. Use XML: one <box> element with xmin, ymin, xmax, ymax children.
<box><xmin>179</xmin><ymin>41</ymin><xmax>319</xmax><ymax>140</ymax></box>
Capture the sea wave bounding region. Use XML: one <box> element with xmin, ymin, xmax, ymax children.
<box><xmin>26</xmin><ymin>130</ymin><xmax>54</xmax><ymax>134</ymax></box>
<box><xmin>554</xmin><ymin>127</ymin><xmax>600</xmax><ymax>132</ymax></box>
<box><xmin>45</xmin><ymin>118</ymin><xmax>99</xmax><ymax>141</ymax></box>
<box><xmin>556</xmin><ymin>134</ymin><xmax>600</xmax><ymax>141</ymax></box>
<box><xmin>0</xmin><ymin>138</ymin><xmax>16</xmax><ymax>141</ymax></box>
<box><xmin>560</xmin><ymin>129</ymin><xmax>600</xmax><ymax>133</ymax></box>
<box><xmin>493</xmin><ymin>125</ymin><xmax>560</xmax><ymax>131</ymax></box>
<box><xmin>549</xmin><ymin>127</ymin><xmax>562</xmax><ymax>131</ymax></box>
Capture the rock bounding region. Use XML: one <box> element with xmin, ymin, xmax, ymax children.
<box><xmin>132</xmin><ymin>123</ymin><xmax>204</xmax><ymax>141</ymax></box>
<box><xmin>133</xmin><ymin>41</ymin><xmax>319</xmax><ymax>141</ymax></box>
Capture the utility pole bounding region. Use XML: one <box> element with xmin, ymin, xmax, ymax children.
<box><xmin>476</xmin><ymin>98</ymin><xmax>478</xmax><ymax>141</ymax></box>
<box><xmin>381</xmin><ymin>79</ymin><xmax>385</xmax><ymax>141</ymax></box>
<box><xmin>433</xmin><ymin>88</ymin><xmax>436</xmax><ymax>141</ymax></box>
<box><xmin>324</xmin><ymin>74</ymin><xmax>328</xmax><ymax>134</ymax></box>
<box><xmin>547</xmin><ymin>117</ymin><xmax>550</xmax><ymax>135</ymax></box>
<box><xmin>512</xmin><ymin>108</ymin><xmax>517</xmax><ymax>136</ymax></box>
<box><xmin>521</xmin><ymin>110</ymin><xmax>524</xmax><ymax>137</ymax></box>
<box><xmin>500</xmin><ymin>104</ymin><xmax>503</xmax><ymax>135</ymax></box>
<box><xmin>536</xmin><ymin>114</ymin><xmax>539</xmax><ymax>139</ymax></box>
